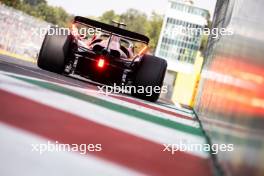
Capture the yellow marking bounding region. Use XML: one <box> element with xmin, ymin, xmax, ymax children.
<box><xmin>172</xmin><ymin>52</ymin><xmax>204</xmax><ymax>107</ymax></box>
<box><xmin>0</xmin><ymin>49</ymin><xmax>36</xmax><ymax>63</ymax></box>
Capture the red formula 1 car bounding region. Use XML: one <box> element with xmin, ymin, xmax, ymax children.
<box><xmin>37</xmin><ymin>16</ymin><xmax>167</xmax><ymax>102</ymax></box>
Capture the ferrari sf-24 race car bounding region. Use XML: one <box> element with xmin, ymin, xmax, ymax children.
<box><xmin>37</xmin><ymin>16</ymin><xmax>167</xmax><ymax>102</ymax></box>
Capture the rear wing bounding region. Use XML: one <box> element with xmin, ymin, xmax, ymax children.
<box><xmin>74</xmin><ymin>16</ymin><xmax>149</xmax><ymax>44</ymax></box>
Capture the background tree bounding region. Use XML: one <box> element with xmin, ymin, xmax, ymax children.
<box><xmin>23</xmin><ymin>0</ymin><xmax>46</xmax><ymax>6</ymax></box>
<box><xmin>145</xmin><ymin>12</ymin><xmax>163</xmax><ymax>52</ymax></box>
<box><xmin>0</xmin><ymin>0</ymin><xmax>21</xmax><ymax>8</ymax></box>
<box><xmin>99</xmin><ymin>10</ymin><xmax>118</xmax><ymax>24</ymax></box>
<box><xmin>119</xmin><ymin>9</ymin><xmax>148</xmax><ymax>35</ymax></box>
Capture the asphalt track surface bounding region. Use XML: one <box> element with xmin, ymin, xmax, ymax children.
<box><xmin>0</xmin><ymin>54</ymin><xmax>214</xmax><ymax>176</ymax></box>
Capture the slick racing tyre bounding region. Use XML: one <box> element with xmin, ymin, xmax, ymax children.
<box><xmin>132</xmin><ymin>55</ymin><xmax>167</xmax><ymax>102</ymax></box>
<box><xmin>38</xmin><ymin>27</ymin><xmax>70</xmax><ymax>73</ymax></box>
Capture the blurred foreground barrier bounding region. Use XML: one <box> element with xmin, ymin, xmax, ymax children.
<box><xmin>195</xmin><ymin>0</ymin><xmax>264</xmax><ymax>175</ymax></box>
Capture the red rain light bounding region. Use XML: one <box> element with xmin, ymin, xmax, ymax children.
<box><xmin>97</xmin><ymin>58</ymin><xmax>105</xmax><ymax>68</ymax></box>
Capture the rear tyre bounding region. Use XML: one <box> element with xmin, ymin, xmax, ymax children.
<box><xmin>132</xmin><ymin>55</ymin><xmax>167</xmax><ymax>102</ymax></box>
<box><xmin>37</xmin><ymin>27</ymin><xmax>70</xmax><ymax>73</ymax></box>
